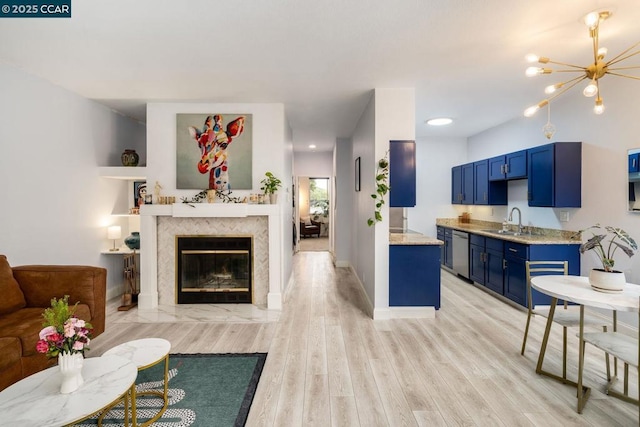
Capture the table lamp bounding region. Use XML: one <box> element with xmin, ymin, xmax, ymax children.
<box><xmin>107</xmin><ymin>226</ymin><xmax>122</xmax><ymax>251</ymax></box>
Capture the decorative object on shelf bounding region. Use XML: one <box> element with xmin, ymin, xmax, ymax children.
<box><xmin>124</xmin><ymin>231</ymin><xmax>140</xmax><ymax>250</ymax></box>
<box><xmin>133</xmin><ymin>181</ymin><xmax>146</xmax><ymax>208</ymax></box>
<box><xmin>107</xmin><ymin>225</ymin><xmax>121</xmax><ymax>251</ymax></box>
<box><xmin>178</xmin><ymin>113</ymin><xmax>253</xmax><ymax>190</ymax></box>
<box><xmin>207</xmin><ymin>189</ymin><xmax>217</xmax><ymax>203</ymax></box>
<box><xmin>181</xmin><ymin>189</ymin><xmax>243</xmax><ymax>206</ymax></box>
<box><xmin>524</xmin><ymin>9</ymin><xmax>640</xmax><ymax>118</ymax></box>
<box><xmin>260</xmin><ymin>171</ymin><xmax>282</xmax><ymax>204</ymax></box>
<box><xmin>121</xmin><ymin>149</ymin><xmax>140</xmax><ymax>167</ymax></box>
<box><xmin>574</xmin><ymin>224</ymin><xmax>637</xmax><ymax>292</ymax></box>
<box><xmin>35</xmin><ymin>296</ymin><xmax>93</xmax><ymax>394</ymax></box>
<box><xmin>367</xmin><ymin>152</ymin><xmax>390</xmax><ymax>226</ymax></box>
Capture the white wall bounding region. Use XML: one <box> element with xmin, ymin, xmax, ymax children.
<box><xmin>408</xmin><ymin>137</ymin><xmax>468</xmax><ymax>236</ymax></box>
<box><xmin>467</xmin><ymin>81</ymin><xmax>640</xmax><ymax>283</ymax></box>
<box><xmin>334</xmin><ymin>138</ymin><xmax>353</xmax><ymax>266</ymax></box>
<box><xmin>145</xmin><ymin>102</ymin><xmax>293</xmax><ymax>298</ymax></box>
<box><xmin>293</xmin><ymin>151</ymin><xmax>333</xmax><ymax>177</ymax></box>
<box><xmin>0</xmin><ymin>63</ymin><xmax>146</xmax><ymax>298</ymax></box>
<box><xmin>350</xmin><ymin>88</ymin><xmax>415</xmax><ymax>317</ymax></box>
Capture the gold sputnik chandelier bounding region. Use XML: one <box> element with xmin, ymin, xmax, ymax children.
<box><xmin>524</xmin><ymin>10</ymin><xmax>640</xmax><ymax>118</ymax></box>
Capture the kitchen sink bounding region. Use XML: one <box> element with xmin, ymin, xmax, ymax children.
<box><xmin>482</xmin><ymin>229</ymin><xmax>523</xmax><ymax>236</ymax></box>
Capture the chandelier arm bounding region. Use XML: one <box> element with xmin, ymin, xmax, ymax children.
<box><xmin>544</xmin><ymin>59</ymin><xmax>587</xmax><ymax>69</ymax></box>
<box><xmin>592</xmin><ymin>26</ymin><xmax>599</xmax><ymax>65</ymax></box>
<box><xmin>545</xmin><ymin>76</ymin><xmax>588</xmax><ymax>103</ymax></box>
<box><xmin>605</xmin><ymin>42</ymin><xmax>640</xmax><ymax>66</ymax></box>
<box><xmin>605</xmin><ymin>72</ymin><xmax>640</xmax><ymax>81</ymax></box>
<box><xmin>607</xmin><ymin>65</ymin><xmax>640</xmax><ymax>71</ymax></box>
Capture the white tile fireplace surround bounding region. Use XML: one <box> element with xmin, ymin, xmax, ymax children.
<box><xmin>138</xmin><ymin>203</ymin><xmax>282</xmax><ymax>311</ymax></box>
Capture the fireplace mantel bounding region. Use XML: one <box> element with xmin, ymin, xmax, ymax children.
<box><xmin>138</xmin><ymin>203</ymin><xmax>282</xmax><ymax>310</ymax></box>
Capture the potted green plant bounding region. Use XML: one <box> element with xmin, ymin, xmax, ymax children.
<box><xmin>260</xmin><ymin>171</ymin><xmax>282</xmax><ymax>204</ymax></box>
<box><xmin>575</xmin><ymin>224</ymin><xmax>637</xmax><ymax>291</ymax></box>
<box><xmin>367</xmin><ymin>152</ymin><xmax>390</xmax><ymax>226</ymax></box>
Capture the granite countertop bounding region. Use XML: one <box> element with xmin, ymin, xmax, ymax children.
<box><xmin>436</xmin><ymin>218</ymin><xmax>581</xmax><ymax>245</ymax></box>
<box><xmin>389</xmin><ymin>229</ymin><xmax>443</xmax><ymax>246</ymax></box>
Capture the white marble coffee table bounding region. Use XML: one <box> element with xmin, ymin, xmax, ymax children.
<box><xmin>102</xmin><ymin>338</ymin><xmax>171</xmax><ymax>426</ymax></box>
<box><xmin>0</xmin><ymin>355</ymin><xmax>137</xmax><ymax>426</ymax></box>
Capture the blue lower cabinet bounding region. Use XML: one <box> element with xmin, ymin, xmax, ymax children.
<box><xmin>389</xmin><ymin>245</ymin><xmax>441</xmax><ymax>309</ymax></box>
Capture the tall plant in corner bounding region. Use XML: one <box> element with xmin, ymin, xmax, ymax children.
<box><xmin>367</xmin><ymin>152</ymin><xmax>390</xmax><ymax>226</ymax></box>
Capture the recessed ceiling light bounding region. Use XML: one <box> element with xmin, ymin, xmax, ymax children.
<box><xmin>309</xmin><ymin>144</ymin><xmax>316</xmax><ymax>150</ymax></box>
<box><xmin>426</xmin><ymin>117</ymin><xmax>453</xmax><ymax>126</ymax></box>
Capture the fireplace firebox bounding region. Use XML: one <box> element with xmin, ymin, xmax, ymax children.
<box><xmin>176</xmin><ymin>235</ymin><xmax>252</xmax><ymax>304</ymax></box>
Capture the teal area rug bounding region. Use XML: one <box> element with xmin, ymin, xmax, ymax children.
<box><xmin>74</xmin><ymin>353</ymin><xmax>266</xmax><ymax>427</ymax></box>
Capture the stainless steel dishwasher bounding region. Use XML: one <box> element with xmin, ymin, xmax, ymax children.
<box><xmin>452</xmin><ymin>230</ymin><xmax>470</xmax><ymax>279</ymax></box>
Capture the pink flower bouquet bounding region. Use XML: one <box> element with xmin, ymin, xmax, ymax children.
<box><xmin>36</xmin><ymin>296</ymin><xmax>93</xmax><ymax>358</ymax></box>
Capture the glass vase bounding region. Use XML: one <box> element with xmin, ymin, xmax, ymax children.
<box><xmin>58</xmin><ymin>352</ymin><xmax>84</xmax><ymax>394</ymax></box>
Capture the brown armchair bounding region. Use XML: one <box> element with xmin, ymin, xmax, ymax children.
<box><xmin>300</xmin><ymin>219</ymin><xmax>321</xmax><ymax>238</ymax></box>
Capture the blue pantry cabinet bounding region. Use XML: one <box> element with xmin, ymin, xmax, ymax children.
<box><xmin>389</xmin><ymin>140</ymin><xmax>416</xmax><ymax>207</ymax></box>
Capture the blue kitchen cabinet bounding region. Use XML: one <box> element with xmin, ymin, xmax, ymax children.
<box><xmin>473</xmin><ymin>159</ymin><xmax>507</xmax><ymax>205</ymax></box>
<box><xmin>504</xmin><ymin>241</ymin><xmax>581</xmax><ymax>307</ymax></box>
<box><xmin>436</xmin><ymin>226</ymin><xmax>452</xmax><ymax>268</ymax></box>
<box><xmin>629</xmin><ymin>153</ymin><xmax>639</xmax><ymax>173</ymax></box>
<box><xmin>489</xmin><ymin>150</ymin><xmax>528</xmax><ymax>181</ymax></box>
<box><xmin>389</xmin><ymin>140</ymin><xmax>416</xmax><ymax>207</ymax></box>
<box><xmin>528</xmin><ymin>142</ymin><xmax>582</xmax><ymax>207</ymax></box>
<box><xmin>452</xmin><ymin>163</ymin><xmax>473</xmax><ymax>204</ymax></box>
<box><xmin>469</xmin><ymin>234</ymin><xmax>504</xmax><ymax>294</ymax></box>
<box><xmin>389</xmin><ymin>244</ymin><xmax>441</xmax><ymax>309</ymax></box>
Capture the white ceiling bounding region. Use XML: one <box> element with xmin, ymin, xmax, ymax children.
<box><xmin>1</xmin><ymin>0</ymin><xmax>639</xmax><ymax>152</ymax></box>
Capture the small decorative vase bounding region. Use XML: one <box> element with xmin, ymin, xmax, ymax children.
<box><xmin>58</xmin><ymin>352</ymin><xmax>84</xmax><ymax>394</ymax></box>
<box><xmin>589</xmin><ymin>268</ymin><xmax>626</xmax><ymax>292</ymax></box>
<box><xmin>269</xmin><ymin>194</ymin><xmax>277</xmax><ymax>204</ymax></box>
<box><xmin>207</xmin><ymin>189</ymin><xmax>217</xmax><ymax>203</ymax></box>
<box><xmin>124</xmin><ymin>232</ymin><xmax>140</xmax><ymax>250</ymax></box>
<box><xmin>121</xmin><ymin>149</ymin><xmax>140</xmax><ymax>167</ymax></box>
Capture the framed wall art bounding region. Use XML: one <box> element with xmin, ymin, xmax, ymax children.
<box><xmin>133</xmin><ymin>181</ymin><xmax>146</xmax><ymax>208</ymax></box>
<box><xmin>355</xmin><ymin>157</ymin><xmax>361</xmax><ymax>192</ymax></box>
<box><xmin>176</xmin><ymin>113</ymin><xmax>253</xmax><ymax>190</ymax></box>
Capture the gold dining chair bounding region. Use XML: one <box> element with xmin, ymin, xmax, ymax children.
<box><xmin>521</xmin><ymin>261</ymin><xmax>610</xmax><ymax>381</ymax></box>
<box><xmin>580</xmin><ymin>296</ymin><xmax>639</xmax><ymax>408</ymax></box>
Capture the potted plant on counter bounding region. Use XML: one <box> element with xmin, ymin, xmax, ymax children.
<box><xmin>575</xmin><ymin>224</ymin><xmax>637</xmax><ymax>292</ymax></box>
<box><xmin>260</xmin><ymin>171</ymin><xmax>282</xmax><ymax>204</ymax></box>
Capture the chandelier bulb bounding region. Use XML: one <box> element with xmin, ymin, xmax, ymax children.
<box><xmin>524</xmin><ymin>105</ymin><xmax>539</xmax><ymax>117</ymax></box>
<box><xmin>594</xmin><ymin>97</ymin><xmax>605</xmax><ymax>115</ymax></box>
<box><xmin>597</xmin><ymin>47</ymin><xmax>608</xmax><ymax>59</ymax></box>
<box><xmin>583</xmin><ymin>81</ymin><xmax>598</xmax><ymax>97</ymax></box>
<box><xmin>584</xmin><ymin>11</ymin><xmax>600</xmax><ymax>29</ymax></box>
<box><xmin>525</xmin><ymin>53</ymin><xmax>539</xmax><ymax>63</ymax></box>
<box><xmin>544</xmin><ymin>83</ymin><xmax>563</xmax><ymax>95</ymax></box>
<box><xmin>525</xmin><ymin>67</ymin><xmax>541</xmax><ymax>77</ymax></box>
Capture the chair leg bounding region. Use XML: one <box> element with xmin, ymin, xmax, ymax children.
<box><xmin>521</xmin><ymin>312</ymin><xmax>532</xmax><ymax>355</ymax></box>
<box><xmin>562</xmin><ymin>326</ymin><xmax>568</xmax><ymax>380</ymax></box>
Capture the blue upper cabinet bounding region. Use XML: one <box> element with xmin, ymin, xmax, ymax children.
<box><xmin>451</xmin><ymin>163</ymin><xmax>473</xmax><ymax>204</ymax></box>
<box><xmin>489</xmin><ymin>150</ymin><xmax>527</xmax><ymax>181</ymax></box>
<box><xmin>629</xmin><ymin>153</ymin><xmax>639</xmax><ymax>173</ymax></box>
<box><xmin>389</xmin><ymin>140</ymin><xmax>416</xmax><ymax>207</ymax></box>
<box><xmin>528</xmin><ymin>142</ymin><xmax>582</xmax><ymax>207</ymax></box>
<box><xmin>474</xmin><ymin>159</ymin><xmax>507</xmax><ymax>205</ymax></box>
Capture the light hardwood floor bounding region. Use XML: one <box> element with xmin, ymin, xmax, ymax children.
<box><xmin>91</xmin><ymin>251</ymin><xmax>639</xmax><ymax>426</ymax></box>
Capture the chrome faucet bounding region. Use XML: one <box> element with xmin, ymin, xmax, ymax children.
<box><xmin>508</xmin><ymin>207</ymin><xmax>523</xmax><ymax>234</ymax></box>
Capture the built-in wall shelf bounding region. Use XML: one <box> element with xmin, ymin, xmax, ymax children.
<box><xmin>98</xmin><ymin>166</ymin><xmax>147</xmax><ymax>180</ymax></box>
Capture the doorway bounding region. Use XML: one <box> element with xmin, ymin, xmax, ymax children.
<box><xmin>298</xmin><ymin>177</ymin><xmax>330</xmax><ymax>252</ymax></box>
